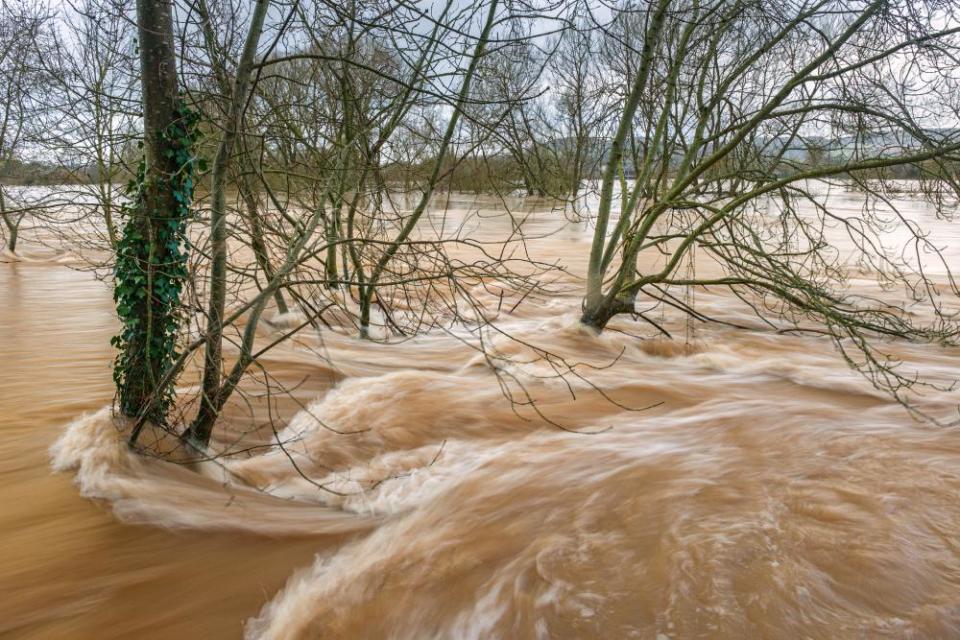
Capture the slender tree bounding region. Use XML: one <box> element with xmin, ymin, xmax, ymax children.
<box><xmin>580</xmin><ymin>0</ymin><xmax>960</xmax><ymax>401</ymax></box>
<box><xmin>0</xmin><ymin>1</ymin><xmax>53</xmax><ymax>253</ymax></box>
<box><xmin>186</xmin><ymin>0</ymin><xmax>272</xmax><ymax>445</ymax></box>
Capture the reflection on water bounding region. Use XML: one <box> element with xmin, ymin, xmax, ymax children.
<box><xmin>3</xmin><ymin>189</ymin><xmax>960</xmax><ymax>639</ymax></box>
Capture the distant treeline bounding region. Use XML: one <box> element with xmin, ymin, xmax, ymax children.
<box><xmin>0</xmin><ymin>157</ymin><xmax>135</xmax><ymax>187</ymax></box>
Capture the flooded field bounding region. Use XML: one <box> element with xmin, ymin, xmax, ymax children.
<box><xmin>4</xmin><ymin>189</ymin><xmax>960</xmax><ymax>639</ymax></box>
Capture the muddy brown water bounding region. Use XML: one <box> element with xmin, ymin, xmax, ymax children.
<box><xmin>0</xmin><ymin>261</ymin><xmax>350</xmax><ymax>639</ymax></box>
<box><xmin>3</xmin><ymin>190</ymin><xmax>960</xmax><ymax>639</ymax></box>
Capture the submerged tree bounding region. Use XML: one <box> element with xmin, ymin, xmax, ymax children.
<box><xmin>186</xmin><ymin>0</ymin><xmax>271</xmax><ymax>445</ymax></box>
<box><xmin>580</xmin><ymin>0</ymin><xmax>960</xmax><ymax>399</ymax></box>
<box><xmin>46</xmin><ymin>0</ymin><xmax>138</xmax><ymax>251</ymax></box>
<box><xmin>90</xmin><ymin>0</ymin><xmax>960</xmax><ymax>453</ymax></box>
<box><xmin>0</xmin><ymin>0</ymin><xmax>54</xmax><ymax>253</ymax></box>
<box><xmin>109</xmin><ymin>0</ymin><xmax>530</xmax><ymax>450</ymax></box>
<box><xmin>114</xmin><ymin>0</ymin><xmax>198</xmax><ymax>423</ymax></box>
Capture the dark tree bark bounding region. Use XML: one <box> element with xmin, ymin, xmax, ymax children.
<box><xmin>116</xmin><ymin>0</ymin><xmax>182</xmax><ymax>418</ymax></box>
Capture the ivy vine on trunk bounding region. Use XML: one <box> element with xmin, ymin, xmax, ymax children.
<box><xmin>112</xmin><ymin>100</ymin><xmax>202</xmax><ymax>424</ymax></box>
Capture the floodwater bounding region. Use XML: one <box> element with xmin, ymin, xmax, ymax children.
<box><xmin>4</xmin><ymin>187</ymin><xmax>960</xmax><ymax>639</ymax></box>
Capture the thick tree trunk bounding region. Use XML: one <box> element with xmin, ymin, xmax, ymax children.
<box><xmin>117</xmin><ymin>0</ymin><xmax>181</xmax><ymax>418</ymax></box>
<box><xmin>580</xmin><ymin>297</ymin><xmax>632</xmax><ymax>332</ymax></box>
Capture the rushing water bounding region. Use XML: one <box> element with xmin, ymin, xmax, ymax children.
<box><xmin>4</xmin><ymin>188</ymin><xmax>960</xmax><ymax>639</ymax></box>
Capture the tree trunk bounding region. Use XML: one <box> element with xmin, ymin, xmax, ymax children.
<box><xmin>582</xmin><ymin>0</ymin><xmax>672</xmax><ymax>329</ymax></box>
<box><xmin>580</xmin><ymin>297</ymin><xmax>632</xmax><ymax>332</ymax></box>
<box><xmin>325</xmin><ymin>206</ymin><xmax>340</xmax><ymax>288</ymax></box>
<box><xmin>240</xmin><ymin>172</ymin><xmax>289</xmax><ymax>314</ymax></box>
<box><xmin>0</xmin><ymin>188</ymin><xmax>19</xmax><ymax>253</ymax></box>
<box><xmin>187</xmin><ymin>0</ymin><xmax>270</xmax><ymax>446</ymax></box>
<box><xmin>116</xmin><ymin>0</ymin><xmax>181</xmax><ymax>419</ymax></box>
